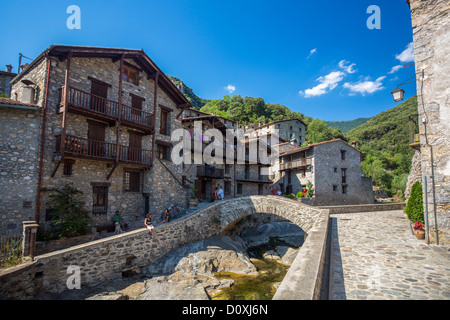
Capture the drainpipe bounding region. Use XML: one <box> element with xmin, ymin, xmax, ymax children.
<box><xmin>35</xmin><ymin>54</ymin><xmax>52</xmax><ymax>224</ymax></box>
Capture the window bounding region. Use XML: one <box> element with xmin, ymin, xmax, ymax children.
<box><xmin>160</xmin><ymin>109</ymin><xmax>169</xmax><ymax>135</ymax></box>
<box><xmin>225</xmin><ymin>164</ymin><xmax>231</xmax><ymax>175</ymax></box>
<box><xmin>63</xmin><ymin>159</ymin><xmax>75</xmax><ymax>176</ymax></box>
<box><xmin>124</xmin><ymin>169</ymin><xmax>141</xmax><ymax>192</ymax></box>
<box><xmin>340</xmin><ymin>150</ymin><xmax>346</xmax><ymax>160</ymax></box>
<box><xmin>333</xmin><ymin>185</ymin><xmax>338</xmax><ymax>192</ymax></box>
<box><xmin>122</xmin><ymin>66</ymin><xmax>138</xmax><ymax>85</ymax></box>
<box><xmin>334</xmin><ymin>167</ymin><xmax>337</xmax><ymax>173</ymax></box>
<box><xmin>342</xmin><ymin>185</ymin><xmax>348</xmax><ymax>194</ymax></box>
<box><xmin>237</xmin><ymin>183</ymin><xmax>243</xmax><ymax>194</ymax></box>
<box><xmin>341</xmin><ymin>168</ymin><xmax>347</xmax><ymax>184</ymax></box>
<box><xmin>157</xmin><ymin>144</ymin><xmax>170</xmax><ymax>160</ymax></box>
<box><xmin>92</xmin><ymin>186</ymin><xmax>108</xmax><ymax>214</ymax></box>
<box><xmin>245</xmin><ymin>165</ymin><xmax>250</xmax><ymax>180</ymax></box>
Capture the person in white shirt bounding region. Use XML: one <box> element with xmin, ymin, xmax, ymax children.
<box><xmin>218</xmin><ymin>186</ymin><xmax>224</xmax><ymax>200</ymax></box>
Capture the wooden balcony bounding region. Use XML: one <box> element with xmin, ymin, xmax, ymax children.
<box><xmin>56</xmin><ymin>135</ymin><xmax>152</xmax><ymax>166</ymax></box>
<box><xmin>280</xmin><ymin>158</ymin><xmax>312</xmax><ymax>171</ymax></box>
<box><xmin>236</xmin><ymin>175</ymin><xmax>272</xmax><ymax>184</ymax></box>
<box><xmin>196</xmin><ymin>166</ymin><xmax>225</xmax><ymax>179</ymax></box>
<box><xmin>59</xmin><ymin>86</ymin><xmax>155</xmax><ymax>133</ymax></box>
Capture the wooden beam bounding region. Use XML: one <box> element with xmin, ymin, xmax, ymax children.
<box><xmin>106</xmin><ymin>163</ymin><xmax>118</xmax><ymax>181</ymax></box>
<box><xmin>115</xmin><ymin>54</ymin><xmax>125</xmax><ymax>165</ymax></box>
<box><xmin>152</xmin><ymin>72</ymin><xmax>159</xmax><ymax>162</ymax></box>
<box><xmin>60</xmin><ymin>51</ymin><xmax>72</xmax><ymax>158</ymax></box>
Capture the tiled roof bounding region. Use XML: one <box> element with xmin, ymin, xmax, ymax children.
<box><xmin>279</xmin><ymin>139</ymin><xmax>363</xmax><ymax>156</ymax></box>
<box><xmin>0</xmin><ymin>97</ymin><xmax>40</xmax><ymax>109</ymax></box>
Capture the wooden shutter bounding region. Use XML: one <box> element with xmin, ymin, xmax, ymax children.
<box><xmin>160</xmin><ymin>109</ymin><xmax>168</xmax><ymax>135</ymax></box>
<box><xmin>128</xmin><ymin>131</ymin><xmax>142</xmax><ymax>162</ymax></box>
<box><xmin>90</xmin><ymin>81</ymin><xmax>108</xmax><ymax>113</ymax></box>
<box><xmin>88</xmin><ymin>121</ymin><xmax>106</xmax><ymax>158</ymax></box>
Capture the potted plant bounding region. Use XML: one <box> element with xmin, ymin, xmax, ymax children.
<box><xmin>413</xmin><ymin>222</ymin><xmax>425</xmax><ymax>240</ymax></box>
<box><xmin>189</xmin><ymin>187</ymin><xmax>199</xmax><ymax>208</ymax></box>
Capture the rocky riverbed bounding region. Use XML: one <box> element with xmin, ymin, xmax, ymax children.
<box><xmin>56</xmin><ymin>221</ymin><xmax>304</xmax><ymax>300</ymax></box>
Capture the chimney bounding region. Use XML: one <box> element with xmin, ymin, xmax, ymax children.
<box><xmin>6</xmin><ymin>65</ymin><xmax>13</xmax><ymax>73</ymax></box>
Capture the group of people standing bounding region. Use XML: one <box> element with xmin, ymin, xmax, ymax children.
<box><xmin>213</xmin><ymin>186</ymin><xmax>225</xmax><ymax>201</ymax></box>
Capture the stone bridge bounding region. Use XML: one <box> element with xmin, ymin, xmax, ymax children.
<box><xmin>0</xmin><ymin>196</ymin><xmax>330</xmax><ymax>300</ymax></box>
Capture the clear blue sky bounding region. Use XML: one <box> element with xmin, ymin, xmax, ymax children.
<box><xmin>0</xmin><ymin>0</ymin><xmax>416</xmax><ymax>121</ymax></box>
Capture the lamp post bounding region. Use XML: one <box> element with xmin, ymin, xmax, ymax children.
<box><xmin>390</xmin><ymin>87</ymin><xmax>405</xmax><ymax>102</ymax></box>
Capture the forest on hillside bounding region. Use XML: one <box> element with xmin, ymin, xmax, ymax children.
<box><xmin>345</xmin><ymin>95</ymin><xmax>418</xmax><ymax>199</ymax></box>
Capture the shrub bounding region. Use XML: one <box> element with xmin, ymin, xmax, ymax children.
<box><xmin>296</xmin><ymin>191</ymin><xmax>304</xmax><ymax>198</ymax></box>
<box><xmin>47</xmin><ymin>184</ymin><xmax>91</xmax><ymax>238</ymax></box>
<box><xmin>306</xmin><ymin>181</ymin><xmax>314</xmax><ymax>198</ymax></box>
<box><xmin>405</xmin><ymin>181</ymin><xmax>424</xmax><ymax>224</ymax></box>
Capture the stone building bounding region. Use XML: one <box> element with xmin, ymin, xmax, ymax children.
<box><xmin>247</xmin><ymin>118</ymin><xmax>307</xmax><ymax>146</ymax></box>
<box><xmin>405</xmin><ymin>0</ymin><xmax>450</xmax><ymax>244</ymax></box>
<box><xmin>0</xmin><ymin>98</ymin><xmax>41</xmax><ymax>234</ymax></box>
<box><xmin>0</xmin><ymin>66</ymin><xmax>16</xmax><ymax>97</ymax></box>
<box><xmin>4</xmin><ymin>44</ymin><xmax>192</xmax><ymax>233</ymax></box>
<box><xmin>272</xmin><ymin>139</ymin><xmax>374</xmax><ymax>206</ymax></box>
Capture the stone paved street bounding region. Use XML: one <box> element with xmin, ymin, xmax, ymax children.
<box><xmin>329</xmin><ymin>210</ymin><xmax>450</xmax><ymax>300</ymax></box>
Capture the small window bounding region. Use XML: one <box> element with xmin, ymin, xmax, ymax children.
<box><xmin>342</xmin><ymin>185</ymin><xmax>348</xmax><ymax>194</ymax></box>
<box><xmin>63</xmin><ymin>159</ymin><xmax>75</xmax><ymax>176</ymax></box>
<box><xmin>93</xmin><ymin>186</ymin><xmax>108</xmax><ymax>214</ymax></box>
<box><xmin>333</xmin><ymin>185</ymin><xmax>338</xmax><ymax>192</ymax></box>
<box><xmin>160</xmin><ymin>109</ymin><xmax>169</xmax><ymax>135</ymax></box>
<box><xmin>124</xmin><ymin>169</ymin><xmax>141</xmax><ymax>192</ymax></box>
<box><xmin>237</xmin><ymin>183</ymin><xmax>243</xmax><ymax>194</ymax></box>
<box><xmin>157</xmin><ymin>144</ymin><xmax>170</xmax><ymax>160</ymax></box>
<box><xmin>341</xmin><ymin>168</ymin><xmax>347</xmax><ymax>184</ymax></box>
<box><xmin>224</xmin><ymin>181</ymin><xmax>231</xmax><ymax>195</ymax></box>
<box><xmin>340</xmin><ymin>150</ymin><xmax>346</xmax><ymax>160</ymax></box>
<box><xmin>122</xmin><ymin>66</ymin><xmax>138</xmax><ymax>85</ymax></box>
<box><xmin>334</xmin><ymin>167</ymin><xmax>337</xmax><ymax>173</ymax></box>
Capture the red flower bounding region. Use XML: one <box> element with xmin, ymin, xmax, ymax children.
<box><xmin>413</xmin><ymin>222</ymin><xmax>424</xmax><ymax>231</ymax></box>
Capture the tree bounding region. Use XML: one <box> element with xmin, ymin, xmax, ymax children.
<box><xmin>47</xmin><ymin>184</ymin><xmax>91</xmax><ymax>238</ymax></box>
<box><xmin>305</xmin><ymin>119</ymin><xmax>332</xmax><ymax>143</ymax></box>
<box><xmin>405</xmin><ymin>181</ymin><xmax>424</xmax><ymax>224</ymax></box>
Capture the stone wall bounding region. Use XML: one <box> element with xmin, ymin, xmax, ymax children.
<box><xmin>0</xmin><ymin>71</ymin><xmax>16</xmax><ymax>97</ymax></box>
<box><xmin>0</xmin><ymin>107</ymin><xmax>41</xmax><ymax>234</ymax></box>
<box><xmin>409</xmin><ymin>0</ymin><xmax>450</xmax><ymax>244</ymax></box>
<box><xmin>405</xmin><ymin>150</ymin><xmax>422</xmax><ymax>202</ymax></box>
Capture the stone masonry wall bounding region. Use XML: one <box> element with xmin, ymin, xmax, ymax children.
<box><xmin>409</xmin><ymin>0</ymin><xmax>450</xmax><ymax>244</ymax></box>
<box><xmin>0</xmin><ymin>107</ymin><xmax>41</xmax><ymax>234</ymax></box>
<box><xmin>0</xmin><ymin>196</ymin><xmax>328</xmax><ymax>300</ymax></box>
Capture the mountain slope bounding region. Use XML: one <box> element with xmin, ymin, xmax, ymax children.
<box><xmin>327</xmin><ymin>118</ymin><xmax>370</xmax><ymax>133</ymax></box>
<box><xmin>169</xmin><ymin>76</ymin><xmax>210</xmax><ymax>110</ymax></box>
<box><xmin>345</xmin><ymin>95</ymin><xmax>418</xmax><ymax>197</ymax></box>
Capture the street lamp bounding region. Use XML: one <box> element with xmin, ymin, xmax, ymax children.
<box><xmin>391</xmin><ymin>87</ymin><xmax>405</xmax><ymax>102</ymax></box>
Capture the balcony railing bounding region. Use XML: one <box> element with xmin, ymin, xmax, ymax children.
<box><xmin>56</xmin><ymin>135</ymin><xmax>152</xmax><ymax>166</ymax></box>
<box><xmin>236</xmin><ymin>175</ymin><xmax>272</xmax><ymax>183</ymax></box>
<box><xmin>280</xmin><ymin>158</ymin><xmax>312</xmax><ymax>171</ymax></box>
<box><xmin>60</xmin><ymin>86</ymin><xmax>155</xmax><ymax>130</ymax></box>
<box><xmin>196</xmin><ymin>166</ymin><xmax>225</xmax><ymax>179</ymax></box>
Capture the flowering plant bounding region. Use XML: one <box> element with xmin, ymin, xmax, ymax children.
<box><xmin>413</xmin><ymin>221</ymin><xmax>424</xmax><ymax>231</ymax></box>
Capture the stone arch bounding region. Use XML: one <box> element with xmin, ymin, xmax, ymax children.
<box><xmin>218</xmin><ymin>196</ymin><xmax>324</xmax><ymax>235</ymax></box>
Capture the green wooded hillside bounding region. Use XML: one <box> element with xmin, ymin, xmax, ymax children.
<box><xmin>327</xmin><ymin>118</ymin><xmax>370</xmax><ymax>133</ymax></box>
<box><xmin>345</xmin><ymin>95</ymin><xmax>418</xmax><ymax>198</ymax></box>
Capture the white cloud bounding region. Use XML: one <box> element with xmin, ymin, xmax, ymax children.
<box><xmin>339</xmin><ymin>60</ymin><xmax>357</xmax><ymax>74</ymax></box>
<box><xmin>343</xmin><ymin>76</ymin><xmax>386</xmax><ymax>95</ymax></box>
<box><xmin>307</xmin><ymin>48</ymin><xmax>317</xmax><ymax>59</ymax></box>
<box><xmin>225</xmin><ymin>84</ymin><xmax>236</xmax><ymax>93</ymax></box>
<box><xmin>300</xmin><ymin>71</ymin><xmax>345</xmax><ymax>97</ymax></box>
<box><xmin>388</xmin><ymin>65</ymin><xmax>403</xmax><ymax>74</ymax></box>
<box><xmin>395</xmin><ymin>42</ymin><xmax>415</xmax><ymax>63</ymax></box>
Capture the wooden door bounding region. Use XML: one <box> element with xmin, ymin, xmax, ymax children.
<box><xmin>90</xmin><ymin>81</ymin><xmax>108</xmax><ymax>113</ymax></box>
<box><xmin>88</xmin><ymin>121</ymin><xmax>106</xmax><ymax>158</ymax></box>
<box><xmin>128</xmin><ymin>131</ymin><xmax>142</xmax><ymax>162</ymax></box>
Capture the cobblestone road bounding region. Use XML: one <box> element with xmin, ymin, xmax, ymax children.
<box><xmin>329</xmin><ymin>210</ymin><xmax>450</xmax><ymax>300</ymax></box>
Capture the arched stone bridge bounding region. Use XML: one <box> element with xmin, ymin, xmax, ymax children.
<box><xmin>0</xmin><ymin>196</ymin><xmax>330</xmax><ymax>300</ymax></box>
